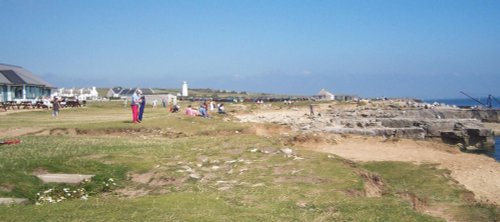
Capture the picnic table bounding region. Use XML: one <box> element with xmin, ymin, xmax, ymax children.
<box><xmin>1</xmin><ymin>101</ymin><xmax>49</xmax><ymax>110</ymax></box>
<box><xmin>20</xmin><ymin>101</ymin><xmax>34</xmax><ymax>109</ymax></box>
<box><xmin>0</xmin><ymin>99</ymin><xmax>84</xmax><ymax>111</ymax></box>
<box><xmin>34</xmin><ymin>101</ymin><xmax>49</xmax><ymax>109</ymax></box>
<box><xmin>5</xmin><ymin>101</ymin><xmax>19</xmax><ymax>110</ymax></box>
<box><xmin>0</xmin><ymin>102</ymin><xmax>7</xmax><ymax>111</ymax></box>
<box><xmin>64</xmin><ymin>100</ymin><xmax>82</xmax><ymax>108</ymax></box>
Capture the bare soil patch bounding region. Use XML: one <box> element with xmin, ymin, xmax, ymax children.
<box><xmin>114</xmin><ymin>188</ymin><xmax>150</xmax><ymax>198</ymax></box>
<box><xmin>397</xmin><ymin>192</ymin><xmax>428</xmax><ymax>212</ymax></box>
<box><xmin>245</xmin><ymin>124</ymin><xmax>292</xmax><ymax>137</ymax></box>
<box><xmin>0</xmin><ymin>184</ymin><xmax>15</xmax><ymax>192</ymax></box>
<box><xmin>0</xmin><ymin>127</ymin><xmax>45</xmax><ymax>138</ymax></box>
<box><xmin>284</xmin><ymin>133</ymin><xmax>338</xmax><ymax>147</ymax></box>
<box><xmin>9</xmin><ymin>127</ymin><xmax>189</xmax><ymax>138</ymax></box>
<box><xmin>50</xmin><ymin>128</ymin><xmax>78</xmax><ymax>136</ymax></box>
<box><xmin>0</xmin><ymin>109</ymin><xmax>46</xmax><ymax>116</ymax></box>
<box><xmin>118</xmin><ymin>171</ymin><xmax>187</xmax><ymax>198</ymax></box>
<box><xmin>130</xmin><ymin>171</ymin><xmax>185</xmax><ymax>187</ymax></box>
<box><xmin>31</xmin><ymin>167</ymin><xmax>49</xmax><ymax>175</ymax></box>
<box><xmin>77</xmin><ymin>128</ymin><xmax>188</xmax><ymax>138</ymax></box>
<box><xmin>359</xmin><ymin>171</ymin><xmax>386</xmax><ymax>198</ymax></box>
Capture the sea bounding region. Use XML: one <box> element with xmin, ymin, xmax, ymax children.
<box><xmin>424</xmin><ymin>98</ymin><xmax>500</xmax><ymax>109</ymax></box>
<box><xmin>424</xmin><ymin>98</ymin><xmax>500</xmax><ymax>162</ymax></box>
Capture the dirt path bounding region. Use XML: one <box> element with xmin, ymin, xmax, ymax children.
<box><xmin>237</xmin><ymin>109</ymin><xmax>500</xmax><ymax>205</ymax></box>
<box><xmin>0</xmin><ymin>109</ymin><xmax>46</xmax><ymax>116</ymax></box>
<box><xmin>0</xmin><ymin>127</ymin><xmax>46</xmax><ymax>138</ymax></box>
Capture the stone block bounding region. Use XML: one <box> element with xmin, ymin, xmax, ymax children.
<box><xmin>37</xmin><ymin>174</ymin><xmax>94</xmax><ymax>184</ymax></box>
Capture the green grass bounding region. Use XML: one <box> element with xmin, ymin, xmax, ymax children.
<box><xmin>0</xmin><ymin>102</ymin><xmax>498</xmax><ymax>221</ymax></box>
<box><xmin>362</xmin><ymin>162</ymin><xmax>467</xmax><ymax>202</ymax></box>
<box><xmin>362</xmin><ymin>161</ymin><xmax>500</xmax><ymax>221</ymax></box>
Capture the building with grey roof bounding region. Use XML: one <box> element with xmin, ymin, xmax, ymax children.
<box><xmin>0</xmin><ymin>63</ymin><xmax>55</xmax><ymax>102</ymax></box>
<box><xmin>106</xmin><ymin>87</ymin><xmax>154</xmax><ymax>99</ymax></box>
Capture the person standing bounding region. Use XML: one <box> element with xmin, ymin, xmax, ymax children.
<box><xmin>152</xmin><ymin>99</ymin><xmax>157</xmax><ymax>109</ymax></box>
<box><xmin>162</xmin><ymin>98</ymin><xmax>167</xmax><ymax>108</ymax></box>
<box><xmin>309</xmin><ymin>104</ymin><xmax>314</xmax><ymax>116</ymax></box>
<box><xmin>138</xmin><ymin>94</ymin><xmax>146</xmax><ymax>122</ymax></box>
<box><xmin>209</xmin><ymin>100</ymin><xmax>215</xmax><ymax>112</ymax></box>
<box><xmin>52</xmin><ymin>97</ymin><xmax>61</xmax><ymax>118</ymax></box>
<box><xmin>131</xmin><ymin>90</ymin><xmax>141</xmax><ymax>123</ymax></box>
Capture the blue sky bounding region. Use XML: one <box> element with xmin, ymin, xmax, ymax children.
<box><xmin>1</xmin><ymin>0</ymin><xmax>499</xmax><ymax>98</ymax></box>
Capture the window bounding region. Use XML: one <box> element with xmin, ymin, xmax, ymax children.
<box><xmin>11</xmin><ymin>86</ymin><xmax>23</xmax><ymax>99</ymax></box>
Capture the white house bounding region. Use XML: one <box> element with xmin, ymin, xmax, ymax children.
<box><xmin>144</xmin><ymin>94</ymin><xmax>177</xmax><ymax>106</ymax></box>
<box><xmin>53</xmin><ymin>87</ymin><xmax>99</xmax><ymax>100</ymax></box>
<box><xmin>315</xmin><ymin>89</ymin><xmax>335</xmax><ymax>100</ymax></box>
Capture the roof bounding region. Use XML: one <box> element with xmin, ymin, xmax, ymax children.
<box><xmin>115</xmin><ymin>87</ymin><xmax>154</xmax><ymax>96</ymax></box>
<box><xmin>141</xmin><ymin>88</ymin><xmax>154</xmax><ymax>95</ymax></box>
<box><xmin>111</xmin><ymin>87</ymin><xmax>123</xmax><ymax>94</ymax></box>
<box><xmin>0</xmin><ymin>63</ymin><xmax>55</xmax><ymax>87</ymax></box>
<box><xmin>317</xmin><ymin>89</ymin><xmax>334</xmax><ymax>96</ymax></box>
<box><xmin>59</xmin><ymin>88</ymin><xmax>95</xmax><ymax>94</ymax></box>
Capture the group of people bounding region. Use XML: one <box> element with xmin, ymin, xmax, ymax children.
<box><xmin>185</xmin><ymin>101</ymin><xmax>226</xmax><ymax>118</ymax></box>
<box><xmin>130</xmin><ymin>90</ymin><xmax>146</xmax><ymax>123</ymax></box>
<box><xmin>129</xmin><ymin>91</ymin><xmax>227</xmax><ymax>123</ymax></box>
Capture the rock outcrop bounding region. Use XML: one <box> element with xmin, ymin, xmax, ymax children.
<box><xmin>239</xmin><ymin>105</ymin><xmax>498</xmax><ymax>150</ymax></box>
<box><xmin>323</xmin><ymin>107</ymin><xmax>496</xmax><ymax>149</ymax></box>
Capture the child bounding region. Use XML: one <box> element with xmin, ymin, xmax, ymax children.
<box><xmin>52</xmin><ymin>97</ymin><xmax>61</xmax><ymax>117</ymax></box>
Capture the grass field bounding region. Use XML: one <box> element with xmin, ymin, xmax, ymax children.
<box><xmin>0</xmin><ymin>101</ymin><xmax>498</xmax><ymax>221</ymax></box>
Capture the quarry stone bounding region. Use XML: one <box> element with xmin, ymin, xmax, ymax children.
<box><xmin>36</xmin><ymin>174</ymin><xmax>94</xmax><ymax>184</ymax></box>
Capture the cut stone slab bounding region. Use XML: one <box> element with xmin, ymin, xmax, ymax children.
<box><xmin>0</xmin><ymin>198</ymin><xmax>29</xmax><ymax>205</ymax></box>
<box><xmin>37</xmin><ymin>174</ymin><xmax>94</xmax><ymax>184</ymax></box>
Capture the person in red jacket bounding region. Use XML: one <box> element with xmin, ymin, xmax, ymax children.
<box><xmin>131</xmin><ymin>90</ymin><xmax>142</xmax><ymax>123</ymax></box>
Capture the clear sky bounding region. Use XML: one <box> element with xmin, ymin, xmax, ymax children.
<box><xmin>1</xmin><ymin>0</ymin><xmax>499</xmax><ymax>98</ymax></box>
